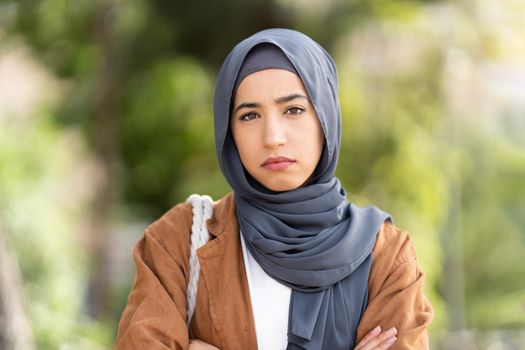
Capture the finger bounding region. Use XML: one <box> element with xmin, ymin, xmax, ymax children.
<box><xmin>189</xmin><ymin>339</ymin><xmax>220</xmax><ymax>349</ymax></box>
<box><xmin>354</xmin><ymin>325</ymin><xmax>381</xmax><ymax>350</ymax></box>
<box><xmin>358</xmin><ymin>327</ymin><xmax>397</xmax><ymax>350</ymax></box>
<box><xmin>375</xmin><ymin>336</ymin><xmax>397</xmax><ymax>350</ymax></box>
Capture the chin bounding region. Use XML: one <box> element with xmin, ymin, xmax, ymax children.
<box><xmin>264</xmin><ymin>181</ymin><xmax>302</xmax><ymax>192</ymax></box>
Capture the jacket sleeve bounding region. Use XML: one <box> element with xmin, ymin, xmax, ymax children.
<box><xmin>115</xmin><ymin>203</ymin><xmax>193</xmax><ymax>350</ymax></box>
<box><xmin>356</xmin><ymin>222</ymin><xmax>434</xmax><ymax>349</ymax></box>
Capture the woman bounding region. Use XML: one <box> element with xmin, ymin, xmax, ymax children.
<box><xmin>115</xmin><ymin>28</ymin><xmax>434</xmax><ymax>350</ymax></box>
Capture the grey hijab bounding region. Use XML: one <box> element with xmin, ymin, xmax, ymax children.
<box><xmin>213</xmin><ymin>28</ymin><xmax>391</xmax><ymax>349</ymax></box>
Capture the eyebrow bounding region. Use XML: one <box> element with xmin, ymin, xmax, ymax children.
<box><xmin>233</xmin><ymin>93</ymin><xmax>310</xmax><ymax>115</ymax></box>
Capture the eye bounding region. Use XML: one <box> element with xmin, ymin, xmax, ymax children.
<box><xmin>286</xmin><ymin>107</ymin><xmax>304</xmax><ymax>115</ymax></box>
<box><xmin>239</xmin><ymin>112</ymin><xmax>258</xmax><ymax>121</ymax></box>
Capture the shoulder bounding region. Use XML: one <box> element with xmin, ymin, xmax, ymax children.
<box><xmin>368</xmin><ymin>221</ymin><xmax>419</xmax><ymax>296</ymax></box>
<box><xmin>148</xmin><ymin>200</ymin><xmax>194</xmax><ymax>242</ymax></box>
<box><xmin>373</xmin><ymin>221</ymin><xmax>417</xmax><ymax>267</ymax></box>
<box><xmin>145</xmin><ymin>192</ymin><xmax>235</xmax><ymax>253</ymax></box>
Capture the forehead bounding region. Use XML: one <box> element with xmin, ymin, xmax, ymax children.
<box><xmin>233</xmin><ymin>69</ymin><xmax>307</xmax><ymax>101</ymax></box>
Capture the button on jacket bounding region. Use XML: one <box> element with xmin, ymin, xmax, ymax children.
<box><xmin>115</xmin><ymin>192</ymin><xmax>434</xmax><ymax>349</ymax></box>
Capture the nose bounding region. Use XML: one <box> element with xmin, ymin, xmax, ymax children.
<box><xmin>263</xmin><ymin>114</ymin><xmax>286</xmax><ymax>149</ymax></box>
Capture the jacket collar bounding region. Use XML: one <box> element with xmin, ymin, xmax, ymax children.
<box><xmin>206</xmin><ymin>192</ymin><xmax>237</xmax><ymax>239</ymax></box>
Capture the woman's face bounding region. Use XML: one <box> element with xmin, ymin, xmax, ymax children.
<box><xmin>230</xmin><ymin>68</ymin><xmax>324</xmax><ymax>192</ymax></box>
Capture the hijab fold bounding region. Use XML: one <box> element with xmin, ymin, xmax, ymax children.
<box><xmin>213</xmin><ymin>28</ymin><xmax>391</xmax><ymax>350</ymax></box>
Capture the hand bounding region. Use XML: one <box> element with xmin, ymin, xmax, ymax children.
<box><xmin>354</xmin><ymin>325</ymin><xmax>397</xmax><ymax>350</ymax></box>
<box><xmin>189</xmin><ymin>338</ymin><xmax>220</xmax><ymax>350</ymax></box>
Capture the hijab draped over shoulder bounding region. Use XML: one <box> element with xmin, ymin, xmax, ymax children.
<box><xmin>213</xmin><ymin>28</ymin><xmax>391</xmax><ymax>350</ymax></box>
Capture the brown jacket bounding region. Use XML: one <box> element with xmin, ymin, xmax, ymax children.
<box><xmin>115</xmin><ymin>192</ymin><xmax>433</xmax><ymax>349</ymax></box>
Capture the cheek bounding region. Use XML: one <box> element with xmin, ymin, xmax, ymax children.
<box><xmin>231</xmin><ymin>127</ymin><xmax>256</xmax><ymax>164</ymax></box>
<box><xmin>303</xmin><ymin>120</ymin><xmax>324</xmax><ymax>156</ymax></box>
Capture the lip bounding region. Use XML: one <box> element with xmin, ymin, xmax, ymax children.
<box><xmin>261</xmin><ymin>156</ymin><xmax>296</xmax><ymax>170</ymax></box>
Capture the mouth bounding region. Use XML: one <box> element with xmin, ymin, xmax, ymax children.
<box><xmin>261</xmin><ymin>156</ymin><xmax>296</xmax><ymax>170</ymax></box>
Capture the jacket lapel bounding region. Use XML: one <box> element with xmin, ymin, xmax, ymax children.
<box><xmin>197</xmin><ymin>193</ymin><xmax>258</xmax><ymax>349</ymax></box>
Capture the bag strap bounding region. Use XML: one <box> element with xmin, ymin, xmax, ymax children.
<box><xmin>185</xmin><ymin>194</ymin><xmax>213</xmax><ymax>326</ymax></box>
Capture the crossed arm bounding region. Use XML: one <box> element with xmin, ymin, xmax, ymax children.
<box><xmin>115</xmin><ymin>215</ymin><xmax>433</xmax><ymax>349</ymax></box>
<box><xmin>188</xmin><ymin>326</ymin><xmax>399</xmax><ymax>350</ymax></box>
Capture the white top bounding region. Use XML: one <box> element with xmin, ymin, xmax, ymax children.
<box><xmin>240</xmin><ymin>231</ymin><xmax>291</xmax><ymax>350</ymax></box>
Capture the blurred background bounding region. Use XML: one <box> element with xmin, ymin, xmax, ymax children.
<box><xmin>0</xmin><ymin>0</ymin><xmax>524</xmax><ymax>349</ymax></box>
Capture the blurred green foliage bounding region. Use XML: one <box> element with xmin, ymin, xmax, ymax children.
<box><xmin>0</xmin><ymin>0</ymin><xmax>524</xmax><ymax>349</ymax></box>
<box><xmin>0</xmin><ymin>114</ymin><xmax>112</xmax><ymax>348</ymax></box>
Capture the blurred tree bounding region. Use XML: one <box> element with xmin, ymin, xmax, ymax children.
<box><xmin>0</xmin><ymin>216</ymin><xmax>34</xmax><ymax>350</ymax></box>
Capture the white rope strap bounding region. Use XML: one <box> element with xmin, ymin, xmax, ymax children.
<box><xmin>185</xmin><ymin>194</ymin><xmax>213</xmax><ymax>326</ymax></box>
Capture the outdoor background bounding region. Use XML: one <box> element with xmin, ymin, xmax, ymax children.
<box><xmin>0</xmin><ymin>0</ymin><xmax>524</xmax><ymax>349</ymax></box>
